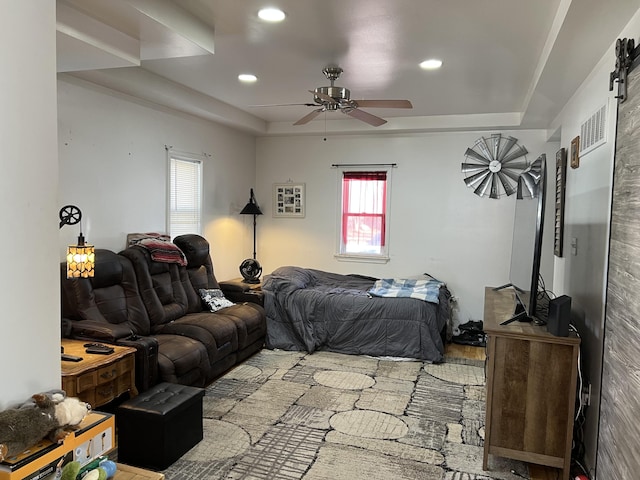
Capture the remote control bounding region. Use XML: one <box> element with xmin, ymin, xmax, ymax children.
<box><xmin>85</xmin><ymin>346</ymin><xmax>114</xmax><ymax>355</ymax></box>
<box><xmin>61</xmin><ymin>353</ymin><xmax>83</xmax><ymax>362</ymax></box>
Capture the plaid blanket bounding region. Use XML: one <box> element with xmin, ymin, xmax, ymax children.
<box><xmin>368</xmin><ymin>278</ymin><xmax>444</xmax><ymax>303</ymax></box>
<box><xmin>135</xmin><ymin>238</ymin><xmax>187</xmax><ymax>266</ymax></box>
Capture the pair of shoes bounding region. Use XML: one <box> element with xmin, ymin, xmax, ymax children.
<box><xmin>459</xmin><ymin>320</ymin><xmax>484</xmax><ymax>333</ymax></box>
<box><xmin>452</xmin><ymin>331</ymin><xmax>486</xmax><ymax>347</ymax></box>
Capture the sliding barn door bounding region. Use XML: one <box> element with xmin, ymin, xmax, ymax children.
<box><xmin>597</xmin><ymin>43</ymin><xmax>640</xmax><ymax>479</ymax></box>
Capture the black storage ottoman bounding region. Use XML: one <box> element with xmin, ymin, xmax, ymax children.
<box><xmin>116</xmin><ymin>382</ymin><xmax>205</xmax><ymax>470</ymax></box>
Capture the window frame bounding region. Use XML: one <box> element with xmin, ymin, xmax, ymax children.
<box><xmin>335</xmin><ymin>166</ymin><xmax>392</xmax><ymax>263</ymax></box>
<box><xmin>166</xmin><ymin>150</ymin><xmax>204</xmax><ymax>239</ymax></box>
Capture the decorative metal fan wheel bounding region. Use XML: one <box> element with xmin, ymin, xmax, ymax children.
<box><xmin>461</xmin><ymin>134</ymin><xmax>529</xmax><ymax>198</ymax></box>
<box><xmin>516</xmin><ymin>155</ymin><xmax>544</xmax><ymax>199</ymax></box>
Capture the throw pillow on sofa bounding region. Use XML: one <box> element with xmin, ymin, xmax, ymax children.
<box><xmin>199</xmin><ymin>288</ymin><xmax>234</xmax><ymax>312</ymax></box>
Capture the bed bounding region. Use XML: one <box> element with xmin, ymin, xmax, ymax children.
<box><xmin>262</xmin><ymin>266</ymin><xmax>451</xmax><ymax>362</ymax></box>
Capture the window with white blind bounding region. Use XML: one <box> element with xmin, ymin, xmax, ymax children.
<box><xmin>167</xmin><ymin>152</ymin><xmax>203</xmax><ymax>238</ymax></box>
<box><xmin>336</xmin><ymin>167</ymin><xmax>391</xmax><ymax>262</ymax></box>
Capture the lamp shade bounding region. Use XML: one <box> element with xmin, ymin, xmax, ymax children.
<box><xmin>240</xmin><ymin>188</ymin><xmax>263</xmax><ymax>215</ymax></box>
<box><xmin>67</xmin><ymin>243</ymin><xmax>95</xmax><ymax>278</ymax></box>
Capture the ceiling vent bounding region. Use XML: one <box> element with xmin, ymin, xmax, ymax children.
<box><xmin>580</xmin><ymin>102</ymin><xmax>607</xmax><ymax>156</ymax></box>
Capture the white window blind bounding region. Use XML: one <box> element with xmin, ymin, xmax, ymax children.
<box><xmin>168</xmin><ymin>152</ymin><xmax>203</xmax><ymax>238</ymax></box>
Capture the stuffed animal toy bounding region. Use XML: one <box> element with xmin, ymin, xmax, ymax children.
<box><xmin>49</xmin><ymin>396</ymin><xmax>91</xmax><ymax>442</ymax></box>
<box><xmin>17</xmin><ymin>389</ymin><xmax>66</xmax><ymax>409</ymax></box>
<box><xmin>0</xmin><ymin>393</ymin><xmax>90</xmax><ymax>462</ymax></box>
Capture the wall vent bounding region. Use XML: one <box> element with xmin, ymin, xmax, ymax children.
<box><xmin>580</xmin><ymin>102</ymin><xmax>607</xmax><ymax>156</ymax></box>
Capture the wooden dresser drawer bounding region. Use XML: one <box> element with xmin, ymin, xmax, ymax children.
<box><xmin>94</xmin><ymin>380</ymin><xmax>117</xmax><ymax>405</ymax></box>
<box><xmin>76</xmin><ymin>371</ymin><xmax>98</xmax><ymax>393</ymax></box>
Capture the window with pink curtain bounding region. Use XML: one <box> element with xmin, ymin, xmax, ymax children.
<box><xmin>341</xmin><ymin>171</ymin><xmax>387</xmax><ymax>254</ymax></box>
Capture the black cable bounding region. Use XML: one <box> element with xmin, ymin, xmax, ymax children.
<box><xmin>535</xmin><ymin>274</ymin><xmax>556</xmax><ymax>323</ymax></box>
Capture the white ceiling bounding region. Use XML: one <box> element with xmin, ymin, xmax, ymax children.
<box><xmin>57</xmin><ymin>0</ymin><xmax>640</xmax><ymax>136</ymax></box>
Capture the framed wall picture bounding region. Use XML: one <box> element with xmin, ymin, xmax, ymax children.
<box><xmin>555</xmin><ymin>147</ymin><xmax>567</xmax><ymax>257</ymax></box>
<box><xmin>273</xmin><ymin>183</ymin><xmax>305</xmax><ymax>217</ymax></box>
<box><xmin>570</xmin><ymin>135</ymin><xmax>580</xmax><ymax>169</ymax></box>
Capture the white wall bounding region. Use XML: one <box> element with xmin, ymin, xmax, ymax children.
<box><xmin>551</xmin><ymin>7</ymin><xmax>640</xmax><ymax>477</ymax></box>
<box><xmin>57</xmin><ymin>77</ymin><xmax>259</xmax><ymax>280</ymax></box>
<box><xmin>0</xmin><ymin>2</ymin><xmax>60</xmax><ymax>408</ymax></box>
<box><xmin>256</xmin><ymin>131</ymin><xmax>558</xmax><ymax>326</ymax></box>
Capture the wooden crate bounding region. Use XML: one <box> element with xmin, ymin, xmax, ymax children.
<box><xmin>115</xmin><ymin>463</ymin><xmax>165</xmax><ymax>480</ymax></box>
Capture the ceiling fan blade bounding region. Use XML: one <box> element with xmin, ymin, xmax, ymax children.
<box><xmin>311</xmin><ymin>90</ymin><xmax>338</xmax><ymax>104</ymax></box>
<box><xmin>249</xmin><ymin>103</ymin><xmax>318</xmax><ymax>107</ymax></box>
<box><xmin>293</xmin><ymin>108</ymin><xmax>324</xmax><ymax>125</ymax></box>
<box><xmin>352</xmin><ymin>100</ymin><xmax>413</xmax><ymax>109</ymax></box>
<box><xmin>345</xmin><ymin>108</ymin><xmax>387</xmax><ymax>127</ymax></box>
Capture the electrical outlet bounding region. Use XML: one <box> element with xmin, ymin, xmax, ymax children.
<box><xmin>571</xmin><ymin>237</ymin><xmax>578</xmax><ymax>256</ymax></box>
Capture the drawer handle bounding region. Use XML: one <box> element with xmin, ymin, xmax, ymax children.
<box><xmin>97</xmin><ymin>386</ymin><xmax>114</xmax><ymax>397</ymax></box>
<box><xmin>100</xmin><ymin>369</ymin><xmax>117</xmax><ymax>379</ymax></box>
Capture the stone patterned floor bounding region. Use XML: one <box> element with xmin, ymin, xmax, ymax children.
<box><xmin>161</xmin><ymin>349</ymin><xmax>529</xmax><ymax>480</ymax></box>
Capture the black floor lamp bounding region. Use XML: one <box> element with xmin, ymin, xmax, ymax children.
<box><xmin>239</xmin><ymin>188</ymin><xmax>263</xmax><ymax>283</ymax></box>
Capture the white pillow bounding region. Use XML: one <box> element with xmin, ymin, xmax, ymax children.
<box><xmin>199</xmin><ymin>288</ymin><xmax>234</xmax><ymax>312</ymax></box>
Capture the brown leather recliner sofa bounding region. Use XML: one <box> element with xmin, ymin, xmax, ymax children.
<box><xmin>61</xmin><ymin>234</ymin><xmax>266</xmax><ymax>391</ymax></box>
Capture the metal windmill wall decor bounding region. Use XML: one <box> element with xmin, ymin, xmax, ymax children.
<box><xmin>461</xmin><ymin>134</ymin><xmax>529</xmax><ymax>198</ymax></box>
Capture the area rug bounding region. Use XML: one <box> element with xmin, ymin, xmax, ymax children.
<box><xmin>161</xmin><ymin>350</ymin><xmax>529</xmax><ymax>480</ymax></box>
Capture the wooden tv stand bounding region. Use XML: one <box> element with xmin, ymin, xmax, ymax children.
<box><xmin>482</xmin><ymin>287</ymin><xmax>580</xmax><ymax>480</ymax></box>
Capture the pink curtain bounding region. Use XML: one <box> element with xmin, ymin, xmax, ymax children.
<box><xmin>342</xmin><ymin>171</ymin><xmax>387</xmax><ymax>247</ymax></box>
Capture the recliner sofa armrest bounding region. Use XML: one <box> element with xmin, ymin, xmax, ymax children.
<box><xmin>219</xmin><ymin>280</ymin><xmax>250</xmax><ymax>293</ymax></box>
<box><xmin>66</xmin><ymin>319</ymin><xmax>134</xmax><ymax>343</ymax></box>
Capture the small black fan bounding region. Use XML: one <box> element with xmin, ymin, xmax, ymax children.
<box><xmin>461</xmin><ymin>134</ymin><xmax>529</xmax><ymax>198</ymax></box>
<box><xmin>240</xmin><ymin>258</ymin><xmax>262</xmax><ymax>284</ymax></box>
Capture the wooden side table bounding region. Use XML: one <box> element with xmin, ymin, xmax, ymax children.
<box><xmin>222</xmin><ymin>277</ymin><xmax>262</xmax><ymax>291</ymax></box>
<box><xmin>61</xmin><ymin>339</ymin><xmax>138</xmax><ymax>408</ymax></box>
<box><xmin>219</xmin><ymin>277</ymin><xmax>264</xmax><ymax>306</ymax></box>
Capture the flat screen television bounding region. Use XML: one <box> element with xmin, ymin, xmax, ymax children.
<box><xmin>497</xmin><ymin>154</ymin><xmax>547</xmax><ymax>325</ymax></box>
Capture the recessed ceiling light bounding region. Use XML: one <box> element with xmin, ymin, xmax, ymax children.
<box><xmin>420</xmin><ymin>59</ymin><xmax>443</xmax><ymax>70</ymax></box>
<box><xmin>238</xmin><ymin>74</ymin><xmax>258</xmax><ymax>83</ymax></box>
<box><xmin>258</xmin><ymin>7</ymin><xmax>286</xmax><ymax>22</ymax></box>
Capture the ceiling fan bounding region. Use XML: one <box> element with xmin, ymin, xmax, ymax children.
<box><xmin>254</xmin><ymin>66</ymin><xmax>413</xmax><ymax>127</ymax></box>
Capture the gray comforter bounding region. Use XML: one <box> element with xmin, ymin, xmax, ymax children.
<box><xmin>262</xmin><ymin>266</ymin><xmax>451</xmax><ymax>362</ymax></box>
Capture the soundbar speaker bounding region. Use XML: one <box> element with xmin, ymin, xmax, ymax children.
<box><xmin>547</xmin><ymin>295</ymin><xmax>571</xmax><ymax>336</ymax></box>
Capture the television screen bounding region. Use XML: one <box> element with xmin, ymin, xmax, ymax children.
<box><xmin>507</xmin><ymin>154</ymin><xmax>547</xmax><ymax>322</ymax></box>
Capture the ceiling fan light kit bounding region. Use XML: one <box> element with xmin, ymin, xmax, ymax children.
<box><xmin>257</xmin><ymin>65</ymin><xmax>413</xmax><ymax>127</ymax></box>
